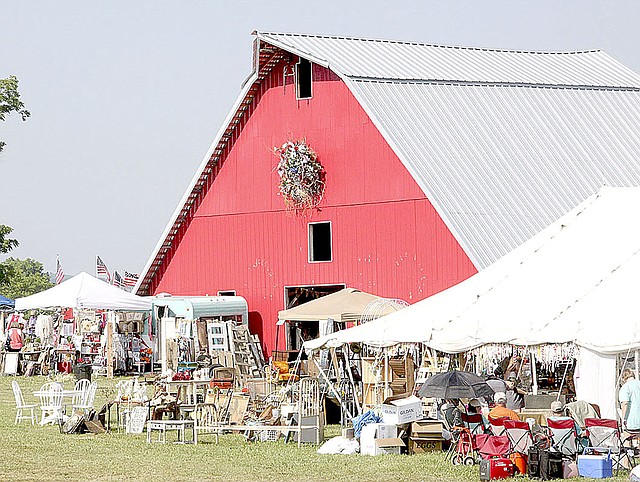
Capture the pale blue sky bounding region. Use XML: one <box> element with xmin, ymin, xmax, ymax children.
<box><xmin>1</xmin><ymin>0</ymin><xmax>639</xmax><ymax>278</ymax></box>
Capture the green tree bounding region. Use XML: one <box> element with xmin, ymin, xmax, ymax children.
<box><xmin>0</xmin><ymin>75</ymin><xmax>30</xmax><ymax>152</ymax></box>
<box><xmin>0</xmin><ymin>257</ymin><xmax>53</xmax><ymax>299</ymax></box>
<box><xmin>0</xmin><ymin>224</ymin><xmax>19</xmax><ymax>284</ymax></box>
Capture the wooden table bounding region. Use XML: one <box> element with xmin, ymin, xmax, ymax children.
<box><xmin>519</xmin><ymin>409</ymin><xmax>548</xmax><ymax>427</ymax></box>
<box><xmin>147</xmin><ymin>419</ymin><xmax>197</xmax><ymax>444</ymax></box>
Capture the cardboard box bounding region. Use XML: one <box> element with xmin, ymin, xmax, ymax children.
<box><xmin>360</xmin><ymin>423</ymin><xmax>399</xmax><ymax>456</ymax></box>
<box><xmin>408</xmin><ymin>436</ymin><xmax>443</xmax><ymax>454</ymax></box>
<box><xmin>577</xmin><ymin>454</ymin><xmax>613</xmax><ymax>478</ymax></box>
<box><xmin>375</xmin><ymin>438</ymin><xmax>405</xmax><ymax>455</ymax></box>
<box><xmin>380</xmin><ymin>395</ymin><xmax>423</xmax><ymax>425</ymax></box>
<box><xmin>411</xmin><ymin>420</ymin><xmax>443</xmax><ymax>437</ymax></box>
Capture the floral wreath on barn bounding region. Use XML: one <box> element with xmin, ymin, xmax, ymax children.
<box><xmin>274</xmin><ymin>139</ymin><xmax>325</xmax><ymax>212</ymax></box>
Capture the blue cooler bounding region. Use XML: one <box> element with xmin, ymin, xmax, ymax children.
<box><xmin>577</xmin><ymin>450</ymin><xmax>613</xmax><ymax>478</ymax></box>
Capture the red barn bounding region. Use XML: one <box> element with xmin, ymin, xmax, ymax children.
<box><xmin>136</xmin><ymin>32</ymin><xmax>640</xmax><ymax>355</ymax></box>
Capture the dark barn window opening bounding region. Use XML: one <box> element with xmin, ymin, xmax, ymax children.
<box><xmin>308</xmin><ymin>221</ymin><xmax>332</xmax><ymax>262</ymax></box>
<box><xmin>296</xmin><ymin>57</ymin><xmax>313</xmax><ymax>99</ymax></box>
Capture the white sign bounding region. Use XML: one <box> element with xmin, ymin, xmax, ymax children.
<box><xmin>126</xmin><ymin>406</ymin><xmax>148</xmax><ymax>434</ymax></box>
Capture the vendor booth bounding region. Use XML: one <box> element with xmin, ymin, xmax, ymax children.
<box><xmin>304</xmin><ymin>187</ymin><xmax>640</xmax><ymax>420</ymax></box>
<box><xmin>10</xmin><ymin>272</ymin><xmax>152</xmax><ymax>377</ymax></box>
<box><xmin>150</xmin><ymin>295</ymin><xmax>252</xmax><ymax>375</ymax></box>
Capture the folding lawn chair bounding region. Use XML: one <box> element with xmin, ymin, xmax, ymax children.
<box><xmin>489</xmin><ymin>416</ymin><xmax>509</xmax><ymax>436</ymax></box>
<box><xmin>503</xmin><ymin>419</ymin><xmax>534</xmax><ymax>455</ymax></box>
<box><xmin>585</xmin><ymin>417</ymin><xmax>635</xmax><ymax>474</ymax></box>
<box><xmin>462</xmin><ymin>412</ymin><xmax>489</xmax><ymax>436</ymax></box>
<box><xmin>475</xmin><ymin>434</ymin><xmax>511</xmax><ymax>460</ymax></box>
<box><xmin>547</xmin><ymin>416</ymin><xmax>580</xmax><ymax>458</ymax></box>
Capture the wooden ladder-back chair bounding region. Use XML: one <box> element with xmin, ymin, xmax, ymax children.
<box><xmin>12</xmin><ymin>380</ymin><xmax>37</xmax><ymax>425</ymax></box>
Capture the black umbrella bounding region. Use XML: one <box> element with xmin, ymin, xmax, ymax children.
<box><xmin>417</xmin><ymin>370</ymin><xmax>495</xmax><ymax>399</ymax></box>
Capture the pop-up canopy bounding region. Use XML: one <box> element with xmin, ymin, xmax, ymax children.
<box><xmin>0</xmin><ymin>294</ymin><xmax>14</xmax><ymax>310</ymax></box>
<box><xmin>304</xmin><ymin>187</ymin><xmax>640</xmax><ymax>355</ymax></box>
<box><xmin>15</xmin><ymin>272</ymin><xmax>151</xmax><ymax>311</ymax></box>
<box><xmin>277</xmin><ymin>288</ymin><xmax>390</xmax><ymax>324</ymax></box>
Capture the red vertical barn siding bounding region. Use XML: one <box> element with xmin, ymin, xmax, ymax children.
<box><xmin>154</xmin><ymin>61</ymin><xmax>477</xmax><ymax>354</ymax></box>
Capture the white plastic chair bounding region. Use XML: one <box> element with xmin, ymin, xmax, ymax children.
<box><xmin>72</xmin><ymin>379</ymin><xmax>95</xmax><ymax>413</ymax></box>
<box><xmin>38</xmin><ymin>382</ymin><xmax>64</xmax><ymax>426</ymax></box>
<box><xmin>12</xmin><ymin>380</ymin><xmax>37</xmax><ymax>425</ymax></box>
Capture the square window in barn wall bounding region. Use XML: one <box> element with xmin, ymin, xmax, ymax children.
<box><xmin>296</xmin><ymin>57</ymin><xmax>313</xmax><ymax>100</ymax></box>
<box><xmin>308</xmin><ymin>221</ymin><xmax>332</xmax><ymax>262</ymax></box>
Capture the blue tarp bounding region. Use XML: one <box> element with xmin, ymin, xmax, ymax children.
<box><xmin>0</xmin><ymin>294</ymin><xmax>14</xmax><ymax>308</ymax></box>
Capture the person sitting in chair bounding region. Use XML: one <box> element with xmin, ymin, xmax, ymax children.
<box><xmin>547</xmin><ymin>400</ymin><xmax>588</xmax><ymax>451</ymax></box>
<box><xmin>467</xmin><ymin>398</ymin><xmax>490</xmax><ymax>432</ymax></box>
<box><xmin>488</xmin><ymin>392</ymin><xmax>520</xmax><ymax>421</ymax></box>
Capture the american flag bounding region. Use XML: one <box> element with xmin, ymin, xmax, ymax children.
<box><xmin>96</xmin><ymin>256</ymin><xmax>111</xmax><ymax>283</ymax></box>
<box><xmin>113</xmin><ymin>271</ymin><xmax>125</xmax><ymax>289</ymax></box>
<box><xmin>124</xmin><ymin>271</ymin><xmax>139</xmax><ymax>287</ymax></box>
<box><xmin>55</xmin><ymin>255</ymin><xmax>64</xmax><ymax>284</ymax></box>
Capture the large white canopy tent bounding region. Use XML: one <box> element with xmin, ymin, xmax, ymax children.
<box><xmin>305</xmin><ymin>187</ymin><xmax>640</xmax><ymax>418</ymax></box>
<box><xmin>15</xmin><ymin>272</ymin><xmax>152</xmax><ymax>311</ymax></box>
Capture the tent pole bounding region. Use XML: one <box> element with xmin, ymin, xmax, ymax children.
<box><xmin>530</xmin><ymin>349</ymin><xmax>538</xmax><ymax>396</ymax></box>
<box><xmin>106</xmin><ymin>313</ymin><xmax>114</xmax><ymax>378</ymax></box>
<box><xmin>556</xmin><ymin>359</ymin><xmax>571</xmax><ymax>401</ymax></box>
<box><xmin>344</xmin><ymin>347</ymin><xmax>362</xmax><ymax>416</ymax></box>
<box><xmin>313</xmin><ymin>357</ymin><xmax>353</xmax><ymax>420</ymax></box>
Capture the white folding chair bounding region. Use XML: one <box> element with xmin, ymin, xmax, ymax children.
<box><xmin>12</xmin><ymin>380</ymin><xmax>37</xmax><ymax>425</ymax></box>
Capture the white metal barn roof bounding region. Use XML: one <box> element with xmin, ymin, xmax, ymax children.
<box><xmin>137</xmin><ymin>32</ymin><xmax>640</xmax><ymax>291</ymax></box>
<box><xmin>256</xmin><ymin>32</ymin><xmax>640</xmax><ymax>268</ymax></box>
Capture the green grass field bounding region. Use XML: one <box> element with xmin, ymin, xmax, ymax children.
<box><xmin>0</xmin><ymin>375</ymin><xmax>627</xmax><ymax>481</ymax></box>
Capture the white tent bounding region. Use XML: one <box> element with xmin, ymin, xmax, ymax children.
<box><xmin>304</xmin><ymin>187</ymin><xmax>640</xmax><ymax>355</ymax></box>
<box><xmin>305</xmin><ymin>187</ymin><xmax>640</xmax><ymax>418</ymax></box>
<box><xmin>15</xmin><ymin>272</ymin><xmax>152</xmax><ymax>311</ymax></box>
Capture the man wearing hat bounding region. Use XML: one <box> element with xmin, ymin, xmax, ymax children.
<box><xmin>488</xmin><ymin>392</ymin><xmax>520</xmax><ymax>421</ymax></box>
